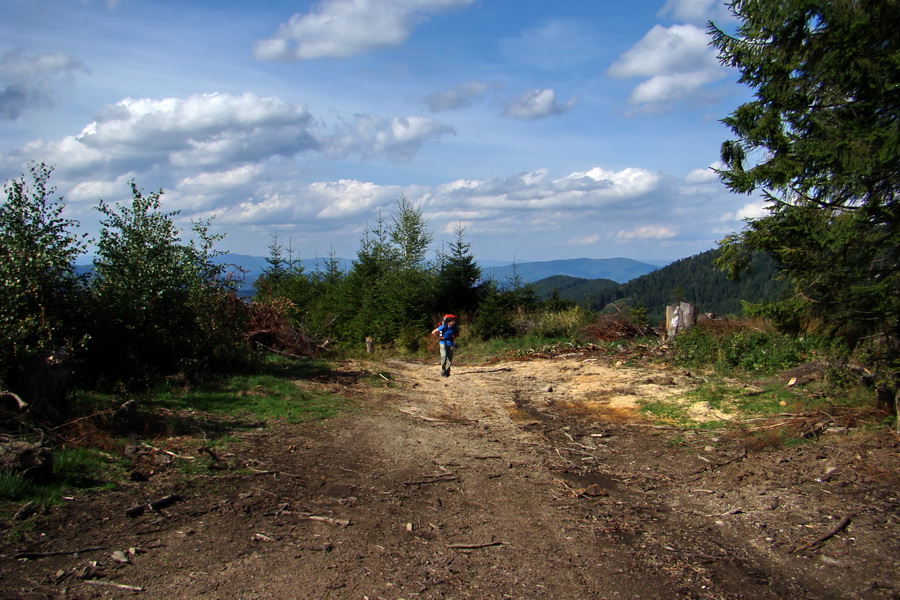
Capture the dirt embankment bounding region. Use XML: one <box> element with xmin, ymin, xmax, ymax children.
<box><xmin>2</xmin><ymin>353</ymin><xmax>898</xmax><ymax>599</ymax></box>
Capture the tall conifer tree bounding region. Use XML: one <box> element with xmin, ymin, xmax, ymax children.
<box><xmin>711</xmin><ymin>0</ymin><xmax>900</xmax><ymax>360</ymax></box>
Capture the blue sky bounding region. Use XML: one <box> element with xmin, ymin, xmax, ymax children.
<box><xmin>0</xmin><ymin>0</ymin><xmax>765</xmax><ymax>263</ymax></box>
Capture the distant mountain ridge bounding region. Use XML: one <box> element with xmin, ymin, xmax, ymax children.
<box><xmin>209</xmin><ymin>254</ymin><xmax>662</xmax><ymax>290</ymax></box>
<box><xmin>482</xmin><ymin>257</ymin><xmax>660</xmax><ymax>284</ymax></box>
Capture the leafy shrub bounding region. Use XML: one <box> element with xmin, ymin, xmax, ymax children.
<box><xmin>719</xmin><ymin>330</ymin><xmax>809</xmax><ymax>372</ymax></box>
<box><xmin>87</xmin><ymin>182</ymin><xmax>249</xmax><ymax>385</ymax></box>
<box><xmin>673</xmin><ymin>324</ymin><xmax>815</xmax><ymax>374</ymax></box>
<box><xmin>0</xmin><ymin>447</ymin><xmax>123</xmax><ymax>504</ymax></box>
<box><xmin>742</xmin><ymin>297</ymin><xmax>809</xmax><ymax>335</ymax></box>
<box><xmin>671</xmin><ymin>327</ymin><xmax>720</xmax><ymax>366</ymax></box>
<box><xmin>0</xmin><ymin>163</ymin><xmax>88</xmax><ymax>416</ymax></box>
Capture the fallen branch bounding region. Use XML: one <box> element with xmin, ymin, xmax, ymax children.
<box><xmin>688</xmin><ymin>449</ymin><xmax>747</xmax><ymax>476</ymax></box>
<box><xmin>83</xmin><ymin>580</ymin><xmax>145</xmax><ymax>591</ymax></box>
<box><xmin>255</xmin><ymin>342</ymin><xmax>307</xmax><ymax>359</ymax></box>
<box><xmin>302</xmin><ymin>514</ymin><xmax>351</xmax><ymax>527</ymax></box>
<box><xmin>741</xmin><ymin>413</ymin><xmax>807</xmax><ymax>423</ymax></box>
<box><xmin>142</xmin><ymin>442</ymin><xmax>194</xmax><ymax>461</ymax></box>
<box><xmin>14</xmin><ymin>501</ymin><xmax>37</xmax><ymax>521</ymax></box>
<box><xmin>447</xmin><ymin>540</ymin><xmax>506</xmax><ymax>550</ymax></box>
<box><xmin>791</xmin><ymin>515</ymin><xmax>853</xmax><ymax>553</ymax></box>
<box><xmin>397</xmin><ymin>409</ymin><xmax>443</xmax><ymax>422</ymax></box>
<box><xmin>125</xmin><ymin>494</ymin><xmax>183</xmax><ymax>518</ymax></box>
<box><xmin>15</xmin><ymin>547</ymin><xmax>105</xmax><ymax>560</ymax></box>
<box><xmin>554</xmin><ymin>448</ymin><xmax>576</xmax><ymax>467</ymax></box>
<box><xmin>0</xmin><ymin>390</ymin><xmax>26</xmax><ymax>410</ymax></box>
<box><xmin>49</xmin><ymin>408</ymin><xmax>115</xmax><ymax>432</ymax></box>
<box><xmin>247</xmin><ymin>467</ymin><xmax>304</xmax><ymax>478</ymax></box>
<box><xmin>404</xmin><ymin>474</ymin><xmax>458</xmax><ymax>486</ymax></box>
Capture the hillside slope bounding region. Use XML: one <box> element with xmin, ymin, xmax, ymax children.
<box><xmin>532</xmin><ymin>249</ymin><xmax>789</xmax><ymax>322</ymax></box>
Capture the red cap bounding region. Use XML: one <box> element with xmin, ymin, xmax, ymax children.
<box><xmin>444</xmin><ymin>314</ymin><xmax>456</xmax><ymax>320</ymax></box>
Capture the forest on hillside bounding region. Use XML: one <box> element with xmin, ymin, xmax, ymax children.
<box><xmin>532</xmin><ymin>249</ymin><xmax>789</xmax><ymax>324</ymax></box>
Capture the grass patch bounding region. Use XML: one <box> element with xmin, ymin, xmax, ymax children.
<box><xmin>0</xmin><ymin>471</ymin><xmax>34</xmax><ymax>501</ymax></box>
<box><xmin>676</xmin><ymin>381</ymin><xmax>798</xmax><ymax>417</ymax></box>
<box><xmin>639</xmin><ymin>400</ymin><xmax>691</xmax><ymax>425</ymax></box>
<box><xmin>155</xmin><ymin>373</ymin><xmax>344</xmax><ymax>424</ymax></box>
<box><xmin>147</xmin><ymin>354</ymin><xmax>348</xmax><ymax>425</ymax></box>
<box><xmin>4</xmin><ymin>354</ymin><xmax>350</xmax><ymax>529</ymax></box>
<box><xmin>732</xmin><ymin>385</ymin><xmax>798</xmax><ymax>414</ymax></box>
<box><xmin>0</xmin><ymin>447</ymin><xmax>127</xmax><ymax>511</ymax></box>
<box><xmin>247</xmin><ymin>354</ymin><xmax>336</xmax><ymax>380</ymax></box>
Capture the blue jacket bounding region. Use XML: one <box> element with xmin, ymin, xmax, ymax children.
<box><xmin>436</xmin><ymin>323</ymin><xmax>459</xmax><ymax>346</ymax></box>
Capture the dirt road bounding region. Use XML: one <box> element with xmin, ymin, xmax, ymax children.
<box><xmin>2</xmin><ymin>353</ymin><xmax>898</xmax><ymax>599</ymax></box>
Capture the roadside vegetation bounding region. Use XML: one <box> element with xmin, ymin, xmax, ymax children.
<box><xmin>1</xmin><ymin>0</ymin><xmax>897</xmax><ymax>538</ymax></box>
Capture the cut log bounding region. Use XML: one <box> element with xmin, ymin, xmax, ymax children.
<box><xmin>0</xmin><ymin>438</ymin><xmax>53</xmax><ymax>482</ymax></box>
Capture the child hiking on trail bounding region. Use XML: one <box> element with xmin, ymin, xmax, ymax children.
<box><xmin>431</xmin><ymin>314</ymin><xmax>459</xmax><ymax>378</ymax></box>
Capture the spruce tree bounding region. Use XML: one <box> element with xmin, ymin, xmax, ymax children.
<box><xmin>710</xmin><ymin>0</ymin><xmax>900</xmax><ymax>360</ymax></box>
<box><xmin>436</xmin><ymin>224</ymin><xmax>481</xmax><ymax>314</ymax></box>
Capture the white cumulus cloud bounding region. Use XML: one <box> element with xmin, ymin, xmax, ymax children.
<box><xmin>608</xmin><ymin>24</ymin><xmax>724</xmax><ymax>111</ymax></box>
<box><xmin>566</xmin><ymin>234</ymin><xmax>602</xmax><ymax>246</ymax></box>
<box><xmin>254</xmin><ymin>0</ymin><xmax>475</xmax><ymax>60</ymax></box>
<box><xmin>433</xmin><ymin>166</ymin><xmax>663</xmax><ymax>212</ymax></box>
<box><xmin>24</xmin><ymin>92</ymin><xmax>316</xmax><ymax>177</ymax></box>
<box><xmin>9</xmin><ymin>92</ymin><xmax>453</xmax><ymax>186</ymax></box>
<box><xmin>685</xmin><ymin>162</ymin><xmax>723</xmax><ymax>184</ymax></box>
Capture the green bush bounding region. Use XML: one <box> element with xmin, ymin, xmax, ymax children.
<box><xmin>87</xmin><ymin>182</ymin><xmax>249</xmax><ymax>385</ymax></box>
<box><xmin>673</xmin><ymin>326</ymin><xmax>816</xmax><ymax>374</ymax></box>
<box><xmin>0</xmin><ymin>163</ymin><xmax>89</xmax><ymax>417</ymax></box>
